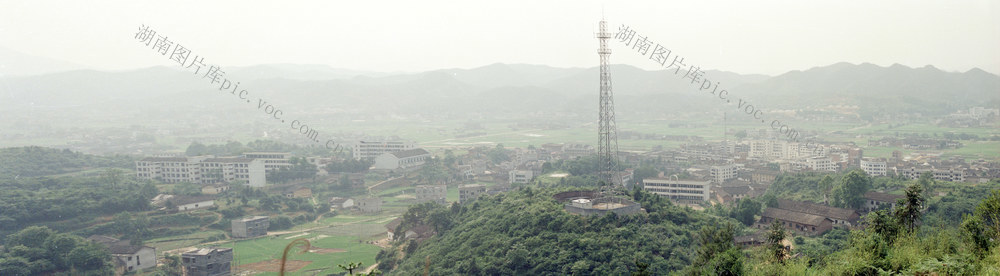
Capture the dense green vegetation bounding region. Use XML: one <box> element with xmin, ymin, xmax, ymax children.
<box><xmin>378</xmin><ymin>173</ymin><xmax>1000</xmax><ymax>275</ymax></box>
<box><xmin>0</xmin><ymin>226</ymin><xmax>113</xmax><ymax>275</ymax></box>
<box><xmin>380</xmin><ymin>188</ymin><xmax>743</xmax><ymax>275</ymax></box>
<box><xmin>0</xmin><ymin>173</ymin><xmax>159</xmax><ymax>237</ymax></box>
<box><xmin>0</xmin><ymin>146</ymin><xmax>133</xmax><ymax>178</ymax></box>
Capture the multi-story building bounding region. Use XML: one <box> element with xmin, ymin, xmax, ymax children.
<box><xmin>895</xmin><ymin>167</ymin><xmax>965</xmax><ymax>182</ymax></box>
<box><xmin>642</xmin><ymin>178</ymin><xmax>711</xmax><ymax>203</ymax></box>
<box><xmin>241</xmin><ymin>152</ymin><xmax>291</xmax><ymax>172</ymax></box>
<box><xmin>352</xmin><ymin>139</ymin><xmax>416</xmax><ymax>160</ymax></box>
<box><xmin>182</xmin><ymin>247</ymin><xmax>233</xmax><ymax>276</ymax></box>
<box><xmin>459</xmin><ymin>184</ymin><xmax>487</xmax><ymax>203</ymax></box>
<box><xmin>231</xmin><ymin>216</ymin><xmax>269</xmax><ymax>239</ymax></box>
<box><xmin>135</xmin><ymin>157</ymin><xmax>203</xmax><ymax>184</ymax></box>
<box><xmin>415</xmin><ymin>185</ymin><xmax>447</xmax><ymax>205</ymax></box>
<box><xmin>860</xmin><ymin>159</ymin><xmax>887</xmax><ymax>177</ymax></box>
<box><xmin>710</xmin><ymin>164</ymin><xmax>740</xmax><ymax>184</ymax></box>
<box><xmin>805</xmin><ymin>157</ymin><xmax>836</xmax><ymax>172</ymax></box>
<box><xmin>200</xmin><ymin>158</ymin><xmax>266</xmax><ymax>187</ymax></box>
<box><xmin>508</xmin><ymin>170</ymin><xmax>534</xmax><ymax>184</ymax></box>
<box><xmin>136</xmin><ymin>156</ymin><xmax>265</xmax><ymax>187</ymax></box>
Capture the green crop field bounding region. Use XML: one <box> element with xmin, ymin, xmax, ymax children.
<box><xmin>222</xmin><ymin>232</ymin><xmax>380</xmax><ymax>275</ymax></box>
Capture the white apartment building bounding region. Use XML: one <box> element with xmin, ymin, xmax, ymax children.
<box><xmin>509</xmin><ymin>170</ymin><xmax>534</xmax><ymax>184</ymax></box>
<box><xmin>860</xmin><ymin>159</ymin><xmax>887</xmax><ymax>177</ymax></box>
<box><xmin>710</xmin><ymin>164</ymin><xmax>741</xmax><ymax>184</ymax></box>
<box><xmin>805</xmin><ymin>157</ymin><xmax>837</xmax><ymax>172</ymax></box>
<box><xmin>352</xmin><ymin>139</ymin><xmax>416</xmax><ymax>160</ymax></box>
<box><xmin>136</xmin><ymin>156</ymin><xmax>266</xmax><ymax>187</ymax></box>
<box><xmin>242</xmin><ymin>152</ymin><xmax>291</xmax><ymax>172</ymax></box>
<box><xmin>642</xmin><ymin>178</ymin><xmax>711</xmax><ymax>202</ymax></box>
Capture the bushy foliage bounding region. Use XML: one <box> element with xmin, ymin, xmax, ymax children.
<box><xmin>387</xmin><ymin>189</ymin><xmax>734</xmax><ymax>275</ymax></box>
<box><xmin>0</xmin><ymin>226</ymin><xmax>113</xmax><ymax>275</ymax></box>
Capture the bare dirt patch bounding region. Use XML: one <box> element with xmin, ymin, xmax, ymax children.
<box><xmin>239</xmin><ymin>259</ymin><xmax>311</xmax><ymax>273</ymax></box>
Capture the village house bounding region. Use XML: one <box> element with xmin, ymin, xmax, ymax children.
<box><xmin>459</xmin><ymin>184</ymin><xmax>488</xmax><ymax>203</ymax></box>
<box><xmin>87</xmin><ymin>235</ymin><xmax>157</xmax><ymax>273</ymax></box>
<box><xmin>231</xmin><ymin>216</ymin><xmax>269</xmax><ymax>239</ymax></box>
<box><xmin>355</xmin><ymin>197</ymin><xmax>382</xmax><ymax>213</ymax></box>
<box><xmin>757</xmin><ymin>208</ymin><xmax>833</xmax><ymax>236</ymax></box>
<box><xmin>776</xmin><ymin>199</ymin><xmax>860</xmax><ymax>227</ymax></box>
<box><xmin>182</xmin><ymin>247</ymin><xmax>233</xmax><ymax>276</ymax></box>
<box><xmin>415</xmin><ymin>185</ymin><xmax>447</xmax><ymax>205</ymax></box>
<box><xmin>172</xmin><ymin>195</ymin><xmax>216</xmax><ymax>212</ymax></box>
<box><xmin>329</xmin><ymin>197</ymin><xmax>355</xmax><ymax>210</ymax></box>
<box><xmin>862</xmin><ymin>191</ymin><xmax>905</xmax><ymax>213</ymax></box>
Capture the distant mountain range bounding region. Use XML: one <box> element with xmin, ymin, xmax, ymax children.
<box><xmin>2</xmin><ymin>59</ymin><xmax>997</xmax><ymax>124</ymax></box>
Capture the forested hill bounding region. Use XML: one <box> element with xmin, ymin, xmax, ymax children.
<box><xmin>382</xmin><ymin>188</ymin><xmax>738</xmax><ymax>275</ymax></box>
<box><xmin>0</xmin><ymin>146</ymin><xmax>133</xmax><ymax>177</ymax></box>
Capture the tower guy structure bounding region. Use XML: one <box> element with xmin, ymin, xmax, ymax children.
<box><xmin>596</xmin><ymin>19</ymin><xmax>622</xmax><ymax>197</ymax></box>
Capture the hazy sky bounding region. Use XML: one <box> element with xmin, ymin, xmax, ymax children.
<box><xmin>2</xmin><ymin>0</ymin><xmax>998</xmax><ymax>75</ymax></box>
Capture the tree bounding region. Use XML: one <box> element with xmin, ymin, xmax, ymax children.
<box><xmin>691</xmin><ymin>222</ymin><xmax>743</xmax><ymax>275</ymax></box>
<box><xmin>766</xmin><ymin>220</ymin><xmax>787</xmax><ymax>263</ymax></box>
<box><xmin>917</xmin><ymin>171</ymin><xmax>936</xmax><ymax>198</ymax></box>
<box><xmin>730</xmin><ymin>198</ymin><xmax>762</xmax><ymax>226</ymax></box>
<box><xmin>962</xmin><ymin>190</ymin><xmax>1000</xmax><ymax>257</ymax></box>
<box><xmin>893</xmin><ymin>184</ymin><xmax>924</xmax><ymax>233</ymax></box>
<box><xmin>832</xmin><ymin>170</ymin><xmax>872</xmax><ymax>209</ymax></box>
<box><xmin>818</xmin><ymin>175</ymin><xmax>835</xmax><ymax>200</ymax></box>
<box><xmin>339</xmin><ymin>261</ymin><xmax>364</xmax><ymax>275</ymax></box>
<box><xmin>67</xmin><ymin>241</ymin><xmax>112</xmax><ymax>273</ymax></box>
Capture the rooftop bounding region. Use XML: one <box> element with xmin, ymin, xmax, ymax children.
<box><xmin>776</xmin><ymin>199</ymin><xmax>858</xmax><ymax>221</ymax></box>
<box><xmin>391</xmin><ymin>148</ymin><xmax>431</xmax><ymax>158</ymax></box>
<box><xmin>762</xmin><ymin>207</ymin><xmax>827</xmax><ymax>226</ymax></box>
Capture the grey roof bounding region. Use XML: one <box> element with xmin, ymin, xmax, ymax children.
<box><xmin>171</xmin><ymin>195</ymin><xmax>216</xmax><ymax>206</ymax></box>
<box><xmin>864</xmin><ymin>191</ymin><xmax>904</xmax><ymax>203</ymax></box>
<box><xmin>762</xmin><ymin>207</ymin><xmax>827</xmax><ymax>226</ymax></box>
<box><xmin>87</xmin><ymin>235</ymin><xmax>151</xmax><ymax>254</ymax></box>
<box><xmin>776</xmin><ymin>199</ymin><xmax>859</xmax><ymax>222</ymax></box>
<box><xmin>721</xmin><ymin>185</ymin><xmax>751</xmax><ymax>195</ymax></box>
<box><xmin>183</xmin><ymin>247</ymin><xmax>232</xmax><ymax>256</ymax></box>
<box><xmin>391</xmin><ymin>148</ymin><xmax>430</xmax><ymax>158</ymax></box>
<box><xmin>140</xmin><ymin>157</ymin><xmax>189</xmax><ymax>162</ymax></box>
<box><xmin>203</xmin><ymin>157</ymin><xmax>254</xmax><ymax>163</ymax></box>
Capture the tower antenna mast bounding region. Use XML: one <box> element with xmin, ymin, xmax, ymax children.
<box><xmin>596</xmin><ymin>19</ymin><xmax>622</xmax><ymax>198</ymax></box>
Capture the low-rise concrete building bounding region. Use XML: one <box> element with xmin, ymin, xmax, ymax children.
<box><xmin>87</xmin><ymin>235</ymin><xmax>156</xmax><ymax>273</ymax></box>
<box><xmin>459</xmin><ymin>184</ymin><xmax>487</xmax><ymax>203</ymax></box>
<box><xmin>416</xmin><ymin>185</ymin><xmax>447</xmax><ymax>205</ymax></box>
<box><xmin>182</xmin><ymin>247</ymin><xmax>233</xmax><ymax>276</ymax></box>
<box><xmin>329</xmin><ymin>197</ymin><xmax>355</xmax><ymax>209</ymax></box>
<box><xmin>231</xmin><ymin>216</ymin><xmax>269</xmax><ymax>239</ymax></box>
<box><xmin>355</xmin><ymin>197</ymin><xmax>382</xmax><ymax>213</ymax></box>
<box><xmin>172</xmin><ymin>196</ymin><xmax>215</xmax><ymax>212</ymax></box>
<box><xmin>757</xmin><ymin>208</ymin><xmax>833</xmax><ymax>236</ymax></box>
<box><xmin>775</xmin><ymin>199</ymin><xmax>860</xmax><ymax>227</ymax></box>
<box><xmin>508</xmin><ymin>170</ymin><xmax>534</xmax><ymax>184</ymax></box>
<box><xmin>862</xmin><ymin>191</ymin><xmax>904</xmax><ymax>213</ymax></box>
